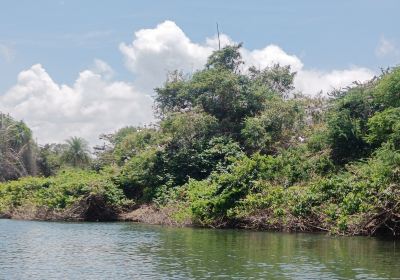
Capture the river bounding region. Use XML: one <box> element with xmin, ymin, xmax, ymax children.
<box><xmin>0</xmin><ymin>219</ymin><xmax>399</xmax><ymax>279</ymax></box>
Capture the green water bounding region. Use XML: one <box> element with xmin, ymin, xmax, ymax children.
<box><xmin>0</xmin><ymin>219</ymin><xmax>399</xmax><ymax>279</ymax></box>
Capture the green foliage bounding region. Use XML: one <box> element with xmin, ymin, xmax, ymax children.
<box><xmin>104</xmin><ymin>108</ymin><xmax>244</xmax><ymax>203</ymax></box>
<box><xmin>205</xmin><ymin>43</ymin><xmax>244</xmax><ymax>72</ymax></box>
<box><xmin>155</xmin><ymin>71</ymin><xmax>190</xmax><ymax>117</ymax></box>
<box><xmin>113</xmin><ymin>128</ymin><xmax>160</xmax><ymax>165</ymax></box>
<box><xmin>0</xmin><ymin>169</ymin><xmax>129</xmax><ymax>215</ymax></box>
<box><xmin>116</xmin><ymin>148</ymin><xmax>163</xmax><ymax>201</ymax></box>
<box><xmin>92</xmin><ymin>126</ymin><xmax>144</xmax><ymax>170</ymax></box>
<box><xmin>366</xmin><ymin>107</ymin><xmax>400</xmax><ymax>148</ymax></box>
<box><xmin>248</xmin><ymin>64</ymin><xmax>296</xmax><ymax>98</ymax></box>
<box><xmin>198</xmin><ymin>136</ymin><xmax>244</xmax><ymax>174</ymax></box>
<box><xmin>112</xmin><ymin>126</ymin><xmax>138</xmax><ymax>144</ymax></box>
<box><xmin>242</xmin><ymin>98</ymin><xmax>305</xmax><ymax>154</ymax></box>
<box><xmin>159</xmin><ymin>111</ymin><xmax>220</xmax><ymax>185</ymax></box>
<box><xmin>325</xmin><ymin>86</ymin><xmax>375</xmax><ymax>163</ymax></box>
<box><xmin>36</xmin><ymin>143</ymin><xmax>67</xmax><ymax>176</ymax></box>
<box><xmin>155</xmin><ymin>45</ymin><xmax>291</xmax><ymax>137</ymax></box>
<box><xmin>0</xmin><ymin>113</ymin><xmax>37</xmax><ymax>181</ymax></box>
<box><xmin>374</xmin><ymin>67</ymin><xmax>400</xmax><ymax>108</ymax></box>
<box><xmin>184</xmin><ymin>146</ymin><xmax>336</xmax><ymax>226</ymax></box>
<box><xmin>62</xmin><ymin>137</ymin><xmax>91</xmax><ymax>168</ymax></box>
<box><xmin>161</xmin><ymin>110</ymin><xmax>218</xmax><ymax>142</ymax></box>
<box><xmin>326</xmin><ymin>109</ymin><xmax>367</xmax><ymax>163</ymax></box>
<box><xmin>205</xmin><ymin>144</ymin><xmax>399</xmax><ymax>235</ymax></box>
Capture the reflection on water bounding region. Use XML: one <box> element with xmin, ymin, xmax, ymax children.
<box><xmin>0</xmin><ymin>219</ymin><xmax>398</xmax><ymax>279</ymax></box>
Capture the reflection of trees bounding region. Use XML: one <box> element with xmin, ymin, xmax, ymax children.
<box><xmin>147</xmin><ymin>227</ymin><xmax>400</xmax><ymax>279</ymax></box>
<box><xmin>4</xmin><ymin>221</ymin><xmax>397</xmax><ymax>279</ymax></box>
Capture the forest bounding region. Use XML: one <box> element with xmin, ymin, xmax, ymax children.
<box><xmin>1</xmin><ymin>44</ymin><xmax>399</xmax><ymax>237</ymax></box>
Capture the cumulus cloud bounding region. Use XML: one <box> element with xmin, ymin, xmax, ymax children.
<box><xmin>294</xmin><ymin>68</ymin><xmax>374</xmax><ymax>94</ymax></box>
<box><xmin>242</xmin><ymin>45</ymin><xmax>304</xmax><ymax>72</ymax></box>
<box><xmin>119</xmin><ymin>21</ymin><xmax>214</xmax><ymax>92</ymax></box>
<box><xmin>121</xmin><ymin>20</ymin><xmax>374</xmax><ymax>96</ymax></box>
<box><xmin>1</xmin><ymin>20</ymin><xmax>375</xmax><ymax>145</ymax></box>
<box><xmin>0</xmin><ymin>63</ymin><xmax>153</xmax><ymax>144</ymax></box>
<box><xmin>91</xmin><ymin>58</ymin><xmax>115</xmax><ymax>80</ymax></box>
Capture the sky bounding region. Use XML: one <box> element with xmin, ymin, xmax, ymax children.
<box><xmin>0</xmin><ymin>0</ymin><xmax>399</xmax><ymax>145</ymax></box>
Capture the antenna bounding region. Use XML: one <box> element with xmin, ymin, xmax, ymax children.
<box><xmin>216</xmin><ymin>22</ymin><xmax>221</xmax><ymax>50</ymax></box>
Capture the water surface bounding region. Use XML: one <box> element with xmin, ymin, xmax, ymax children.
<box><xmin>0</xmin><ymin>219</ymin><xmax>399</xmax><ymax>279</ymax></box>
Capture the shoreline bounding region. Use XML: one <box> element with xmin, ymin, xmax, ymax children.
<box><xmin>2</xmin><ymin>205</ymin><xmax>398</xmax><ymax>239</ymax></box>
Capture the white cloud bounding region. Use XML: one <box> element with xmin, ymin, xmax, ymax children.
<box><xmin>0</xmin><ymin>43</ymin><xmax>15</xmax><ymax>62</ymax></box>
<box><xmin>92</xmin><ymin>58</ymin><xmax>114</xmax><ymax>80</ymax></box>
<box><xmin>1</xmin><ymin>20</ymin><xmax>375</xmax><ymax>145</ymax></box>
<box><xmin>376</xmin><ymin>36</ymin><xmax>398</xmax><ymax>58</ymax></box>
<box><xmin>0</xmin><ymin>63</ymin><xmax>153</xmax><ymax>145</ymax></box>
<box><xmin>120</xmin><ymin>20</ymin><xmax>374</xmax><ymax>96</ymax></box>
<box><xmin>294</xmin><ymin>68</ymin><xmax>374</xmax><ymax>94</ymax></box>
<box><xmin>119</xmin><ymin>21</ymin><xmax>214</xmax><ymax>92</ymax></box>
<box><xmin>242</xmin><ymin>45</ymin><xmax>304</xmax><ymax>72</ymax></box>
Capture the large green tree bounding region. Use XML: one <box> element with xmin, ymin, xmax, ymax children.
<box><xmin>63</xmin><ymin>137</ymin><xmax>91</xmax><ymax>168</ymax></box>
<box><xmin>0</xmin><ymin>113</ymin><xmax>37</xmax><ymax>181</ymax></box>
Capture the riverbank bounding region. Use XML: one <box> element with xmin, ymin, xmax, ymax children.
<box><xmin>0</xmin><ymin>202</ymin><xmax>188</xmax><ymax>225</ymax></box>
<box><xmin>1</xmin><ymin>168</ymin><xmax>399</xmax><ymax>238</ymax></box>
<box><xmin>2</xmin><ymin>201</ymin><xmax>399</xmax><ymax>239</ymax></box>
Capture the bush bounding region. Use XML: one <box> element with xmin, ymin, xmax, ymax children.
<box><xmin>374</xmin><ymin>67</ymin><xmax>400</xmax><ymax>108</ymax></box>
<box><xmin>366</xmin><ymin>107</ymin><xmax>400</xmax><ymax>148</ymax></box>
<box><xmin>0</xmin><ymin>169</ymin><xmax>131</xmax><ymax>218</ymax></box>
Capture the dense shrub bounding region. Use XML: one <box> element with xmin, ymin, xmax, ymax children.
<box><xmin>0</xmin><ymin>169</ymin><xmax>130</xmax><ymax>219</ymax></box>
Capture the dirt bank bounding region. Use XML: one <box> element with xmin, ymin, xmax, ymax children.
<box><xmin>2</xmin><ymin>203</ymin><xmax>398</xmax><ymax>238</ymax></box>
<box><xmin>119</xmin><ymin>204</ymin><xmax>191</xmax><ymax>226</ymax></box>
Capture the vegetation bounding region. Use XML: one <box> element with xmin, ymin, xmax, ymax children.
<box><xmin>0</xmin><ymin>113</ymin><xmax>37</xmax><ymax>181</ymax></box>
<box><xmin>0</xmin><ymin>168</ymin><xmax>130</xmax><ymax>220</ymax></box>
<box><xmin>1</xmin><ymin>45</ymin><xmax>400</xmax><ymax>237</ymax></box>
<box><xmin>63</xmin><ymin>137</ymin><xmax>91</xmax><ymax>168</ymax></box>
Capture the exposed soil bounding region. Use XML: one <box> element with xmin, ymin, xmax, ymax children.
<box><xmin>119</xmin><ymin>204</ymin><xmax>191</xmax><ymax>227</ymax></box>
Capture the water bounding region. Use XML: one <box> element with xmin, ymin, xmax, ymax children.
<box><xmin>0</xmin><ymin>220</ymin><xmax>399</xmax><ymax>279</ymax></box>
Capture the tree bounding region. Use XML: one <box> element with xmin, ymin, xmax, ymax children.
<box><xmin>241</xmin><ymin>98</ymin><xmax>305</xmax><ymax>154</ymax></box>
<box><xmin>159</xmin><ymin>110</ymin><xmax>219</xmax><ymax>186</ymax></box>
<box><xmin>249</xmin><ymin>64</ymin><xmax>296</xmax><ymax>98</ymax></box>
<box><xmin>324</xmin><ymin>84</ymin><xmax>376</xmax><ymax>164</ymax></box>
<box><xmin>0</xmin><ymin>113</ymin><xmax>37</xmax><ymax>181</ymax></box>
<box><xmin>189</xmin><ymin>68</ymin><xmax>261</xmax><ymax>132</ymax></box>
<box><xmin>36</xmin><ymin>143</ymin><xmax>67</xmax><ymax>176</ymax></box>
<box><xmin>374</xmin><ymin>67</ymin><xmax>400</xmax><ymax>108</ymax></box>
<box><xmin>63</xmin><ymin>137</ymin><xmax>91</xmax><ymax>168</ymax></box>
<box><xmin>113</xmin><ymin>127</ymin><xmax>160</xmax><ymax>165</ymax></box>
<box><xmin>155</xmin><ymin>45</ymin><xmax>300</xmax><ymax>142</ymax></box>
<box><xmin>366</xmin><ymin>107</ymin><xmax>400</xmax><ymax>148</ymax></box>
<box><xmin>154</xmin><ymin>71</ymin><xmax>190</xmax><ymax>117</ymax></box>
<box><xmin>206</xmin><ymin>43</ymin><xmax>244</xmax><ymax>72</ymax></box>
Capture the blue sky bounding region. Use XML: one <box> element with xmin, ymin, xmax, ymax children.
<box><xmin>0</xmin><ymin>0</ymin><xmax>399</xmax><ymax>144</ymax></box>
<box><xmin>1</xmin><ymin>0</ymin><xmax>399</xmax><ymax>90</ymax></box>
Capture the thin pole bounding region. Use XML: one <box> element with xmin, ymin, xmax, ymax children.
<box><xmin>216</xmin><ymin>22</ymin><xmax>221</xmax><ymax>50</ymax></box>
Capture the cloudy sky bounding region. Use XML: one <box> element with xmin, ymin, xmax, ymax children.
<box><xmin>0</xmin><ymin>0</ymin><xmax>399</xmax><ymax>145</ymax></box>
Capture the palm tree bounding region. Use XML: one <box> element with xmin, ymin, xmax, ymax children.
<box><xmin>63</xmin><ymin>137</ymin><xmax>91</xmax><ymax>168</ymax></box>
